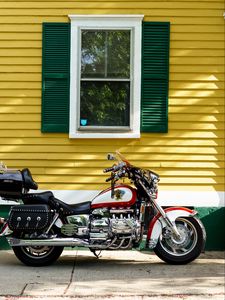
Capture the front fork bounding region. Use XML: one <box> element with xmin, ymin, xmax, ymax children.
<box><xmin>138</xmin><ymin>180</ymin><xmax>181</xmax><ymax>238</ymax></box>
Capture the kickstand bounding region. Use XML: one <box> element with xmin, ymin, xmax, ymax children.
<box><xmin>90</xmin><ymin>249</ymin><xmax>102</xmax><ymax>259</ymax></box>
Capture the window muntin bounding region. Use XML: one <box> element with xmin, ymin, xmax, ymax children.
<box><xmin>79</xmin><ymin>29</ymin><xmax>131</xmax><ymax>129</ymax></box>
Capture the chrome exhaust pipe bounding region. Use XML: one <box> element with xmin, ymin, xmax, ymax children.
<box><xmin>7</xmin><ymin>237</ymin><xmax>89</xmax><ymax>247</ymax></box>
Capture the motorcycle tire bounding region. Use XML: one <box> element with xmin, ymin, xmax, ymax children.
<box><xmin>12</xmin><ymin>245</ymin><xmax>64</xmax><ymax>267</ymax></box>
<box><xmin>154</xmin><ymin>217</ymin><xmax>205</xmax><ymax>264</ymax></box>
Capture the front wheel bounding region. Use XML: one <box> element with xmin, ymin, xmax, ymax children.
<box><xmin>154</xmin><ymin>217</ymin><xmax>206</xmax><ymax>264</ymax></box>
<box><xmin>12</xmin><ymin>245</ymin><xmax>64</xmax><ymax>266</ymax></box>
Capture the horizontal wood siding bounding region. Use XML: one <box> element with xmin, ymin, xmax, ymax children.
<box><xmin>0</xmin><ymin>0</ymin><xmax>224</xmax><ymax>192</ymax></box>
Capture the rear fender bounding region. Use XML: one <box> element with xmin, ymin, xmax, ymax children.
<box><xmin>147</xmin><ymin>207</ymin><xmax>197</xmax><ymax>249</ymax></box>
<box><xmin>0</xmin><ymin>223</ymin><xmax>12</xmax><ymax>237</ymax></box>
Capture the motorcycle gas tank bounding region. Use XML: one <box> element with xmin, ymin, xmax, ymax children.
<box><xmin>91</xmin><ymin>185</ymin><xmax>137</xmax><ymax>209</ymax></box>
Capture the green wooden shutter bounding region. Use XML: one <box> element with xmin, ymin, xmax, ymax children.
<box><xmin>42</xmin><ymin>23</ymin><xmax>70</xmax><ymax>133</ymax></box>
<box><xmin>141</xmin><ymin>22</ymin><xmax>170</xmax><ymax>133</ymax></box>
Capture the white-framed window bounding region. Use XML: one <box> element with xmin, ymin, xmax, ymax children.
<box><xmin>69</xmin><ymin>15</ymin><xmax>143</xmax><ymax>139</ymax></box>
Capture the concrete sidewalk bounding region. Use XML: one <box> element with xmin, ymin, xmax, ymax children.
<box><xmin>0</xmin><ymin>250</ymin><xmax>224</xmax><ymax>300</ymax></box>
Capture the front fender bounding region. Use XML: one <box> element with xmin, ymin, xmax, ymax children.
<box><xmin>146</xmin><ymin>207</ymin><xmax>197</xmax><ymax>249</ymax></box>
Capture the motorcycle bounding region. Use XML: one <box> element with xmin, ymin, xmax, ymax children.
<box><xmin>0</xmin><ymin>151</ymin><xmax>206</xmax><ymax>266</ymax></box>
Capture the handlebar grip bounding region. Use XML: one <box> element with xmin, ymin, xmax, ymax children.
<box><xmin>103</xmin><ymin>167</ymin><xmax>115</xmax><ymax>173</ymax></box>
<box><xmin>105</xmin><ymin>175</ymin><xmax>114</xmax><ymax>182</ymax></box>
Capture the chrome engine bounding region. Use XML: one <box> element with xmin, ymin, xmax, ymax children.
<box><xmin>61</xmin><ymin>208</ymin><xmax>141</xmax><ymax>250</ymax></box>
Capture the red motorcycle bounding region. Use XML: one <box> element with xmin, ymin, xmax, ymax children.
<box><xmin>0</xmin><ymin>151</ymin><xmax>206</xmax><ymax>266</ymax></box>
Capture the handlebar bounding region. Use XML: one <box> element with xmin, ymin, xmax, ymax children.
<box><xmin>104</xmin><ymin>162</ymin><xmax>127</xmax><ymax>182</ymax></box>
<box><xmin>103</xmin><ymin>162</ymin><xmax>126</xmax><ymax>174</ymax></box>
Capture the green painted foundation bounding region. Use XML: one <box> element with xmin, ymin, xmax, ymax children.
<box><xmin>0</xmin><ymin>205</ymin><xmax>224</xmax><ymax>251</ymax></box>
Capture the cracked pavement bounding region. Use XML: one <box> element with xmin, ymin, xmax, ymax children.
<box><xmin>0</xmin><ymin>250</ymin><xmax>224</xmax><ymax>300</ymax></box>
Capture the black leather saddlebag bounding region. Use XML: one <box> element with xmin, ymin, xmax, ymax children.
<box><xmin>8</xmin><ymin>205</ymin><xmax>52</xmax><ymax>232</ymax></box>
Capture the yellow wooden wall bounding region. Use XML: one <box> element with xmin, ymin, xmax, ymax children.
<box><xmin>0</xmin><ymin>0</ymin><xmax>224</xmax><ymax>192</ymax></box>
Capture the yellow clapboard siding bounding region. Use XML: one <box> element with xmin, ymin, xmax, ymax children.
<box><xmin>0</xmin><ymin>49</ymin><xmax>41</xmax><ymax>57</ymax></box>
<box><xmin>1</xmin><ymin>81</ymin><xmax>224</xmax><ymax>90</ymax></box>
<box><xmin>0</xmin><ymin>90</ymin><xmax>41</xmax><ymax>97</ymax></box>
<box><xmin>0</xmin><ymin>130</ymin><xmax>224</xmax><ymax>139</ymax></box>
<box><xmin>171</xmin><ymin>24</ymin><xmax>225</xmax><ymax>33</ymax></box>
<box><xmin>36</xmin><ymin>183</ymin><xmax>225</xmax><ymax>192</ymax></box>
<box><xmin>0</xmin><ymin>41</ymin><xmax>41</xmax><ymax>48</ymax></box>
<box><xmin>0</xmin><ymin>1</ymin><xmax>224</xmax><ymax>193</ymax></box>
<box><xmin>0</xmin><ymin>152</ymin><xmax>224</xmax><ymax>162</ymax></box>
<box><xmin>169</xmin><ymin>114</ymin><xmax>224</xmax><ymax>122</ymax></box>
<box><xmin>0</xmin><ymin>8</ymin><xmax>223</xmax><ymax>17</ymax></box>
<box><xmin>42</xmin><ymin>168</ymin><xmax>224</xmax><ymax>177</ymax></box>
<box><xmin>0</xmin><ymin>1</ymin><xmax>224</xmax><ymax>9</ymax></box>
<box><xmin>1</xmin><ymin>0</ymin><xmax>223</xmax><ymax>2</ymax></box>
<box><xmin>0</xmin><ymin>74</ymin><xmax>41</xmax><ymax>81</ymax></box>
<box><xmin>144</xmin><ymin>16</ymin><xmax>224</xmax><ymax>25</ymax></box>
<box><xmin>170</xmin><ymin>65</ymin><xmax>224</xmax><ymax>73</ymax></box>
<box><xmin>0</xmin><ymin>23</ymin><xmax>224</xmax><ymax>34</ymax></box>
<box><xmin>0</xmin><ymin>16</ymin><xmax>223</xmax><ymax>25</ymax></box>
<box><xmin>170</xmin><ymin>49</ymin><xmax>225</xmax><ymax>57</ymax></box>
<box><xmin>169</xmin><ymin>90</ymin><xmax>224</xmax><ymax>98</ymax></box>
<box><xmin>0</xmin><ymin>98</ymin><xmax>40</xmax><ymax>105</ymax></box>
<box><xmin>4</xmin><ymin>160</ymin><xmax>224</xmax><ymax>171</ymax></box>
<box><xmin>1</xmin><ymin>48</ymin><xmax>224</xmax><ymax>58</ymax></box>
<box><xmin>170</xmin><ymin>74</ymin><xmax>224</xmax><ymax>81</ymax></box>
<box><xmin>0</xmin><ymin>138</ymin><xmax>223</xmax><ymax>147</ymax></box>
<box><xmin>0</xmin><ymin>24</ymin><xmax>41</xmax><ymax>32</ymax></box>
<box><xmin>0</xmin><ymin>57</ymin><xmax>41</xmax><ymax>65</ymax></box>
<box><xmin>169</xmin><ymin>81</ymin><xmax>224</xmax><ymax>89</ymax></box>
<box><xmin>170</xmin><ymin>106</ymin><xmax>224</xmax><ymax>114</ymax></box>
<box><xmin>169</xmin><ymin>123</ymin><xmax>224</xmax><ymax>130</ymax></box>
<box><xmin>0</xmin><ymin>33</ymin><xmax>41</xmax><ymax>40</ymax></box>
<box><xmin>0</xmin><ymin>114</ymin><xmax>40</xmax><ymax>121</ymax></box>
<box><xmin>169</xmin><ymin>98</ymin><xmax>224</xmax><ymax>106</ymax></box>
<box><xmin>0</xmin><ymin>145</ymin><xmax>224</xmax><ymax>154</ymax></box>
<box><xmin>0</xmin><ymin>66</ymin><xmax>41</xmax><ymax>72</ymax></box>
<box><xmin>0</xmin><ymin>82</ymin><xmax>40</xmax><ymax>89</ymax></box>
<box><xmin>0</xmin><ymin>106</ymin><xmax>40</xmax><ymax>113</ymax></box>
<box><xmin>170</xmin><ymin>57</ymin><xmax>224</xmax><ymax>65</ymax></box>
<box><xmin>0</xmin><ymin>122</ymin><xmax>39</xmax><ymax>129</ymax></box>
<box><xmin>32</xmin><ymin>175</ymin><xmax>224</xmax><ymax>185</ymax></box>
<box><xmin>171</xmin><ymin>33</ymin><xmax>224</xmax><ymax>41</ymax></box>
<box><xmin>170</xmin><ymin>41</ymin><xmax>224</xmax><ymax>49</ymax></box>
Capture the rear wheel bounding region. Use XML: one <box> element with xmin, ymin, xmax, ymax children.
<box><xmin>12</xmin><ymin>245</ymin><xmax>64</xmax><ymax>266</ymax></box>
<box><xmin>154</xmin><ymin>217</ymin><xmax>205</xmax><ymax>264</ymax></box>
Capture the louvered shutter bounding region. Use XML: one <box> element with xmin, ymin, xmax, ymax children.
<box><xmin>42</xmin><ymin>23</ymin><xmax>70</xmax><ymax>133</ymax></box>
<box><xmin>141</xmin><ymin>22</ymin><xmax>170</xmax><ymax>133</ymax></box>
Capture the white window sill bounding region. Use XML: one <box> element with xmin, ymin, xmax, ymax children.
<box><xmin>69</xmin><ymin>131</ymin><xmax>140</xmax><ymax>139</ymax></box>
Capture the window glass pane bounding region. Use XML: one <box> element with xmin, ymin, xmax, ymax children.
<box><xmin>107</xmin><ymin>31</ymin><xmax>130</xmax><ymax>78</ymax></box>
<box><xmin>81</xmin><ymin>30</ymin><xmax>130</xmax><ymax>79</ymax></box>
<box><xmin>80</xmin><ymin>81</ymin><xmax>130</xmax><ymax>126</ymax></box>
<box><xmin>81</xmin><ymin>31</ymin><xmax>105</xmax><ymax>78</ymax></box>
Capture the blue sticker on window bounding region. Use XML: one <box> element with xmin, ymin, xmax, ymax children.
<box><xmin>80</xmin><ymin>119</ymin><xmax>87</xmax><ymax>126</ymax></box>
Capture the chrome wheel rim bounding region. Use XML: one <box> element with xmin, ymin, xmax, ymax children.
<box><xmin>21</xmin><ymin>245</ymin><xmax>55</xmax><ymax>259</ymax></box>
<box><xmin>159</xmin><ymin>218</ymin><xmax>198</xmax><ymax>257</ymax></box>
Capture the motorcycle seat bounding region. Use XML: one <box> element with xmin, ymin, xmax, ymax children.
<box><xmin>54</xmin><ymin>198</ymin><xmax>91</xmax><ymax>215</ymax></box>
<box><xmin>22</xmin><ymin>191</ymin><xmax>54</xmax><ymax>205</ymax></box>
<box><xmin>22</xmin><ymin>192</ymin><xmax>91</xmax><ymax>215</ymax></box>
<box><xmin>21</xmin><ymin>168</ymin><xmax>38</xmax><ymax>190</ymax></box>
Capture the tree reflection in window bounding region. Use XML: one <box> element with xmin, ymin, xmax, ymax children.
<box><xmin>80</xmin><ymin>30</ymin><xmax>131</xmax><ymax>128</ymax></box>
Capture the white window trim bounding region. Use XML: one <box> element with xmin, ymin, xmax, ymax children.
<box><xmin>69</xmin><ymin>15</ymin><xmax>144</xmax><ymax>139</ymax></box>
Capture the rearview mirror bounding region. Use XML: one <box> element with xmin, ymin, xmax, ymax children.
<box><xmin>107</xmin><ymin>153</ymin><xmax>115</xmax><ymax>161</ymax></box>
